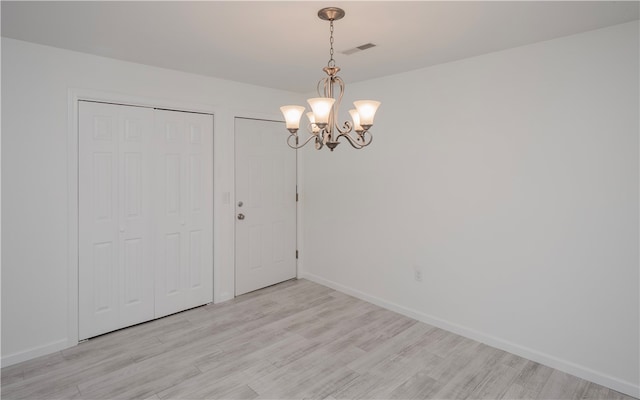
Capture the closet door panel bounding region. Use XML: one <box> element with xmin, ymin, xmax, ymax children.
<box><xmin>154</xmin><ymin>110</ymin><xmax>213</xmax><ymax>318</ymax></box>
<box><xmin>184</xmin><ymin>117</ymin><xmax>213</xmax><ymax>307</ymax></box>
<box><xmin>118</xmin><ymin>106</ymin><xmax>155</xmax><ymax>327</ymax></box>
<box><xmin>79</xmin><ymin>102</ymin><xmax>155</xmax><ymax>340</ymax></box>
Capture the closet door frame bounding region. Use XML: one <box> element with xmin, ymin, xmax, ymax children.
<box><xmin>67</xmin><ymin>89</ymin><xmax>218</xmax><ymax>347</ymax></box>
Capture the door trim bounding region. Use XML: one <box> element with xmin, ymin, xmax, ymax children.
<box><xmin>67</xmin><ymin>88</ymin><xmax>218</xmax><ymax>348</ymax></box>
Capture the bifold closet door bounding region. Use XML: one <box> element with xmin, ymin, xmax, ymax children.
<box><xmin>79</xmin><ymin>103</ymin><xmax>214</xmax><ymax>339</ymax></box>
<box><xmin>154</xmin><ymin>109</ymin><xmax>214</xmax><ymax>318</ymax></box>
<box><xmin>79</xmin><ymin>101</ymin><xmax>155</xmax><ymax>340</ymax></box>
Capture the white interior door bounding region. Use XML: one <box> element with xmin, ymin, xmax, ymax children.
<box><xmin>235</xmin><ymin>118</ymin><xmax>297</xmax><ymax>296</ymax></box>
<box><xmin>154</xmin><ymin>109</ymin><xmax>214</xmax><ymax>318</ymax></box>
<box><xmin>79</xmin><ymin>101</ymin><xmax>155</xmax><ymax>340</ymax></box>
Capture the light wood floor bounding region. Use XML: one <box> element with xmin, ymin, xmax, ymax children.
<box><xmin>1</xmin><ymin>279</ymin><xmax>635</xmax><ymax>400</ymax></box>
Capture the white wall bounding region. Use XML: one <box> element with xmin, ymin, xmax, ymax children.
<box><xmin>301</xmin><ymin>21</ymin><xmax>639</xmax><ymax>396</ymax></box>
<box><xmin>1</xmin><ymin>38</ymin><xmax>303</xmax><ymax>365</ymax></box>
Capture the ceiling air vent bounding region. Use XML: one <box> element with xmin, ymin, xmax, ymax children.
<box><xmin>342</xmin><ymin>43</ymin><xmax>377</xmax><ymax>55</ymax></box>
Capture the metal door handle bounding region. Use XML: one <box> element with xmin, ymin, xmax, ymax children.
<box><xmin>237</xmin><ymin>213</ymin><xmax>245</xmax><ymax>220</ymax></box>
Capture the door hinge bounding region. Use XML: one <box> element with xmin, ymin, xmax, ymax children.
<box><xmin>296</xmin><ymin>250</ymin><xmax>299</xmax><ymax>259</ymax></box>
<box><xmin>296</xmin><ymin>192</ymin><xmax>299</xmax><ymax>202</ymax></box>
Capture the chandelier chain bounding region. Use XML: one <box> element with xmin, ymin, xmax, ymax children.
<box><xmin>328</xmin><ymin>20</ymin><xmax>335</xmax><ymax>67</ymax></box>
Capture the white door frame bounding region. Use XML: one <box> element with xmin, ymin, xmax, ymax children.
<box><xmin>67</xmin><ymin>88</ymin><xmax>218</xmax><ymax>347</ymax></box>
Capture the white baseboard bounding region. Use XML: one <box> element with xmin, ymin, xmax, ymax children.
<box><xmin>300</xmin><ymin>271</ymin><xmax>640</xmax><ymax>399</ymax></box>
<box><xmin>1</xmin><ymin>338</ymin><xmax>69</xmax><ymax>368</ymax></box>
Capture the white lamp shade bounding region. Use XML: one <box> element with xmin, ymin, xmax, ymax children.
<box><xmin>353</xmin><ymin>100</ymin><xmax>381</xmax><ymax>126</ymax></box>
<box><xmin>306</xmin><ymin>112</ymin><xmax>320</xmax><ymax>133</ymax></box>
<box><xmin>348</xmin><ymin>109</ymin><xmax>363</xmax><ymax>132</ymax></box>
<box><xmin>280</xmin><ymin>105</ymin><xmax>306</xmax><ymax>130</ymax></box>
<box><xmin>307</xmin><ymin>97</ymin><xmax>335</xmax><ymax>125</ymax></box>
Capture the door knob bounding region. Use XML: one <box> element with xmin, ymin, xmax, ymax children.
<box><xmin>237</xmin><ymin>213</ymin><xmax>245</xmax><ymax>220</ymax></box>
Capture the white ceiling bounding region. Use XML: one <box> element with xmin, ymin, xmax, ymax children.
<box><xmin>2</xmin><ymin>1</ymin><xmax>638</xmax><ymax>93</ymax></box>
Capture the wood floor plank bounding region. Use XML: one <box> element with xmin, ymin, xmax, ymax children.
<box><xmin>157</xmin><ymin>368</ymin><xmax>257</xmax><ymax>399</ymax></box>
<box><xmin>500</xmin><ymin>360</ymin><xmax>555</xmax><ymax>399</ymax></box>
<box><xmin>247</xmin><ymin>340</ymin><xmax>366</xmax><ymax>397</ymax></box>
<box><xmin>430</xmin><ymin>343</ymin><xmax>507</xmax><ymax>399</ymax></box>
<box><xmin>465</xmin><ymin>361</ymin><xmax>524</xmax><ymax>399</ymax></box>
<box><xmin>2</xmin><ymin>353</ymin><xmax>133</xmax><ymax>400</ymax></box>
<box><xmin>420</xmin><ymin>328</ymin><xmax>468</xmax><ymax>359</ymax></box>
<box><xmin>219</xmin><ymin>384</ymin><xmax>260</xmax><ymax>400</ymax></box>
<box><xmin>0</xmin><ymin>365</ymin><xmax>24</xmax><ymax>386</ymax></box>
<box><xmin>8</xmin><ymin>350</ymin><xmax>65</xmax><ymax>381</ymax></box>
<box><xmin>78</xmin><ymin>365</ymin><xmax>201</xmax><ymax>399</ymax></box>
<box><xmin>425</xmin><ymin>336</ymin><xmax>481</xmax><ymax>383</ymax></box>
<box><xmin>63</xmin><ymin>336</ymin><xmax>163</xmax><ymax>365</ymax></box>
<box><xmin>332</xmin><ymin>372</ymin><xmax>381</xmax><ymax>399</ymax></box>
<box><xmin>580</xmin><ymin>382</ymin><xmax>637</xmax><ymax>400</ymax></box>
<box><xmin>274</xmin><ymin>296</ymin><xmax>357</xmax><ymax>333</ymax></box>
<box><xmin>249</xmin><ymin>354</ymin><xmax>360</xmax><ymax>399</ymax></box>
<box><xmin>1</xmin><ymin>279</ymin><xmax>630</xmax><ymax>400</ymax></box>
<box><xmin>536</xmin><ymin>369</ymin><xmax>591</xmax><ymax>400</ymax></box>
<box><xmin>290</xmin><ymin>296</ymin><xmax>375</xmax><ymax>339</ymax></box>
<box><xmin>301</xmin><ymin>367</ymin><xmax>362</xmax><ymax>400</ymax></box>
<box><xmin>387</xmin><ymin>369</ymin><xmax>442</xmax><ymax>399</ymax></box>
<box><xmin>341</xmin><ymin>345</ymin><xmax>442</xmax><ymax>399</ymax></box>
<box><xmin>354</xmin><ymin>313</ymin><xmax>421</xmax><ymax>353</ymax></box>
<box><xmin>230</xmin><ymin>295</ymin><xmax>338</xmax><ymax>335</ymax></box>
<box><xmin>194</xmin><ymin>339</ymin><xmax>285</xmax><ymax>380</ymax></box>
<box><xmin>347</xmin><ymin>322</ymin><xmax>432</xmax><ymax>373</ymax></box>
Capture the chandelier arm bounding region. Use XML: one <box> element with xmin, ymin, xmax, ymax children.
<box><xmin>336</xmin><ymin>130</ymin><xmax>374</xmax><ymax>149</ymax></box>
<box><xmin>335</xmin><ymin>132</ymin><xmax>365</xmax><ymax>149</ymax></box>
<box><xmin>317</xmin><ymin>77</ymin><xmax>326</xmax><ymax>97</ymax></box>
<box><xmin>322</xmin><ymin>78</ymin><xmax>329</xmax><ymax>97</ymax></box>
<box><xmin>332</xmin><ymin>76</ymin><xmax>349</xmax><ymax>135</ymax></box>
<box><xmin>336</xmin><ymin>120</ymin><xmax>353</xmax><ymax>135</ymax></box>
<box><xmin>286</xmin><ymin>133</ymin><xmax>316</xmax><ymax>149</ymax></box>
<box><xmin>359</xmin><ymin>131</ymin><xmax>374</xmax><ymax>147</ymax></box>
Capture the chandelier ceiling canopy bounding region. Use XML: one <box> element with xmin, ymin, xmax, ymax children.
<box><xmin>280</xmin><ymin>7</ymin><xmax>381</xmax><ymax>151</ymax></box>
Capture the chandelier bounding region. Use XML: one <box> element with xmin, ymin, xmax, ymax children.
<box><xmin>280</xmin><ymin>7</ymin><xmax>381</xmax><ymax>151</ymax></box>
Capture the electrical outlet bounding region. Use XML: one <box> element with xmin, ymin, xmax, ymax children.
<box><xmin>414</xmin><ymin>266</ymin><xmax>423</xmax><ymax>282</ymax></box>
